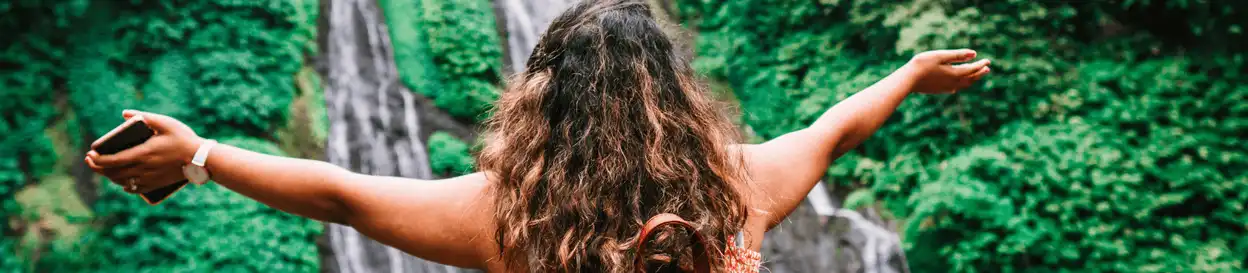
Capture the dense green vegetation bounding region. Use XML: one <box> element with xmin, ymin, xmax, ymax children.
<box><xmin>675</xmin><ymin>0</ymin><xmax>1246</xmax><ymax>271</ymax></box>
<box><xmin>428</xmin><ymin>132</ymin><xmax>477</xmax><ymax>177</ymax></box>
<box><xmin>1</xmin><ymin>0</ymin><xmax>494</xmax><ymax>270</ymax></box>
<box><xmin>1</xmin><ymin>0</ymin><xmax>325</xmax><ymax>271</ymax></box>
<box><xmin>1</xmin><ymin>1</ymin><xmax>90</xmax><ymax>271</ymax></box>
<box><xmin>382</xmin><ymin>0</ymin><xmax>506</xmax><ymax>121</ymax></box>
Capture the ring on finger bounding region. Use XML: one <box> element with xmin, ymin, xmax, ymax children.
<box><xmin>127</xmin><ymin>177</ymin><xmax>139</xmax><ymax>192</ymax></box>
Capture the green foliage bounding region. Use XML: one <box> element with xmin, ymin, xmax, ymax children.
<box><xmin>0</xmin><ymin>0</ymin><xmax>73</xmax><ymax>211</ymax></box>
<box><xmin>382</xmin><ymin>0</ymin><xmax>505</xmax><ymax>121</ymax></box>
<box><xmin>381</xmin><ymin>0</ymin><xmax>445</xmax><ymax>97</ymax></box>
<box><xmin>842</xmin><ymin>189</ymin><xmax>875</xmax><ymax>210</ymax></box>
<box><xmin>428</xmin><ymin>132</ymin><xmax>476</xmax><ymax>177</ymax></box>
<box><xmin>677</xmin><ymin>0</ymin><xmax>1248</xmax><ymax>271</ymax></box>
<box><xmin>0</xmin><ymin>0</ymin><xmax>82</xmax><ymax>267</ymax></box>
<box><xmin>3</xmin><ymin>0</ymin><xmax>324</xmax><ymax>271</ymax></box>
<box><xmin>906</xmin><ymin>123</ymin><xmax>1246</xmax><ymax>272</ymax></box>
<box><xmin>73</xmin><ymin>0</ymin><xmax>321</xmax><ymax>270</ymax></box>
<box><xmin>0</xmin><ymin>240</ymin><xmax>20</xmax><ymax>273</ymax></box>
<box><xmin>87</xmin><ymin>137</ymin><xmax>321</xmax><ymax>273</ymax></box>
<box><xmin>14</xmin><ymin>174</ymin><xmax>93</xmax><ymax>272</ymax></box>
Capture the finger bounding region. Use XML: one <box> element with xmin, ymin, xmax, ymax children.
<box><xmin>99</xmin><ymin>164</ymin><xmax>150</xmax><ymax>184</ymax></box>
<box><xmin>102</xmin><ymin>176</ymin><xmax>142</xmax><ymax>194</ymax></box>
<box><xmin>958</xmin><ymin>66</ymin><xmax>991</xmax><ymax>88</ymax></box>
<box><xmin>966</xmin><ymin>66</ymin><xmax>991</xmax><ymax>81</ymax></box>
<box><xmin>99</xmin><ymin>167</ymin><xmax>128</xmax><ymax>181</ymax></box>
<box><xmin>86</xmin><ymin>152</ymin><xmax>135</xmax><ymax>171</ymax></box>
<box><xmin>952</xmin><ymin>59</ymin><xmax>991</xmax><ymax>76</ymax></box>
<box><xmin>89</xmin><ymin>146</ymin><xmax>148</xmax><ymax>168</ymax></box>
<box><xmin>928</xmin><ymin>49</ymin><xmax>977</xmax><ymax>64</ymax></box>
<box><xmin>85</xmin><ymin>156</ymin><xmax>104</xmax><ymax>171</ymax></box>
<box><xmin>122</xmin><ymin>109</ymin><xmax>139</xmax><ymax>120</ymax></box>
<box><xmin>127</xmin><ymin>110</ymin><xmax>179</xmax><ymax>134</ymax></box>
<box><xmin>137</xmin><ymin>171</ymin><xmax>186</xmax><ymax>194</ymax></box>
<box><xmin>108</xmin><ymin>166</ymin><xmax>152</xmax><ymax>182</ymax></box>
<box><xmin>123</xmin><ymin>179</ymin><xmax>143</xmax><ymax>194</ymax></box>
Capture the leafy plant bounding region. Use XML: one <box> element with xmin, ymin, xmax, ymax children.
<box><xmin>676</xmin><ymin>0</ymin><xmax>1248</xmax><ymax>271</ymax></box>
<box><xmin>382</xmin><ymin>0</ymin><xmax>505</xmax><ymax>121</ymax></box>
<box><xmin>2</xmin><ymin>0</ymin><xmax>324</xmax><ymax>271</ymax></box>
<box><xmin>428</xmin><ymin>131</ymin><xmax>476</xmax><ymax>177</ymax></box>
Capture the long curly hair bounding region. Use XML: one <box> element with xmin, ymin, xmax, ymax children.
<box><xmin>477</xmin><ymin>0</ymin><xmax>750</xmax><ymax>271</ymax></box>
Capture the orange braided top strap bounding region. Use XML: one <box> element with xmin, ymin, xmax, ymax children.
<box><xmin>635</xmin><ymin>213</ymin><xmax>712</xmax><ymax>273</ymax></box>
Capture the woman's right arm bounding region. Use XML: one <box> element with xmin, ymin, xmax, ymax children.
<box><xmin>86</xmin><ymin>110</ymin><xmax>497</xmax><ymax>269</ymax></box>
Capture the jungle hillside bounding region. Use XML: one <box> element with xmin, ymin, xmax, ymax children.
<box><xmin>1</xmin><ymin>0</ymin><xmax>1245</xmax><ymax>272</ymax></box>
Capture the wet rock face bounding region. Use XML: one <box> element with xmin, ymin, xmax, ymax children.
<box><xmin>761</xmin><ymin>183</ymin><xmax>910</xmax><ymax>273</ymax></box>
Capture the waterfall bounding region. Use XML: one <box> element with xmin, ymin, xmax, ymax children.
<box><xmin>497</xmin><ymin>0</ymin><xmax>576</xmax><ymax>73</ymax></box>
<box><xmin>320</xmin><ymin>0</ymin><xmax>478</xmax><ymax>272</ymax></box>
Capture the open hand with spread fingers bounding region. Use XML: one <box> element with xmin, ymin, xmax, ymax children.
<box><xmin>85</xmin><ymin>110</ymin><xmax>204</xmax><ymax>195</ymax></box>
<box><xmin>903</xmin><ymin>49</ymin><xmax>992</xmax><ymax>94</ymax></box>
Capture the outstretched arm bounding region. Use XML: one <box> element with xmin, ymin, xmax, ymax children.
<box><xmin>85</xmin><ymin>110</ymin><xmax>495</xmax><ymax>269</ymax></box>
<box><xmin>742</xmin><ymin>49</ymin><xmax>991</xmax><ymax>229</ymax></box>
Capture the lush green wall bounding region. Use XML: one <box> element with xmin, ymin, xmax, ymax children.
<box><xmin>675</xmin><ymin>0</ymin><xmax>1246</xmax><ymax>271</ymax></box>
<box><xmin>1</xmin><ymin>0</ymin><xmax>325</xmax><ymax>271</ymax></box>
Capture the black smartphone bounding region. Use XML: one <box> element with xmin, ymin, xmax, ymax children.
<box><xmin>92</xmin><ymin>116</ymin><xmax>189</xmax><ymax>205</ymax></box>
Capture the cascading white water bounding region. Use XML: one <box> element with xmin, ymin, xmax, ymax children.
<box><xmin>498</xmin><ymin>0</ymin><xmax>576</xmax><ymax>73</ymax></box>
<box><xmin>321</xmin><ymin>0</ymin><xmax>478</xmax><ymax>272</ymax></box>
<box><xmin>805</xmin><ymin>183</ymin><xmax>910</xmax><ymax>273</ymax></box>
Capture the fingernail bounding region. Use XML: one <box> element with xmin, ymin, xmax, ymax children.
<box><xmin>87</xmin><ymin>151</ymin><xmax>98</xmax><ymax>157</ymax></box>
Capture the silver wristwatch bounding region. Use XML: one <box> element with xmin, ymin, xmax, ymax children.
<box><xmin>183</xmin><ymin>139</ymin><xmax>216</xmax><ymax>185</ymax></box>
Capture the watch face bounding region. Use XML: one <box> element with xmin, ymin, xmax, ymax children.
<box><xmin>184</xmin><ymin>165</ymin><xmax>209</xmax><ymax>184</ymax></box>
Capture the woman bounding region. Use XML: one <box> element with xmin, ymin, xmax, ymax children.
<box><xmin>85</xmin><ymin>0</ymin><xmax>990</xmax><ymax>272</ymax></box>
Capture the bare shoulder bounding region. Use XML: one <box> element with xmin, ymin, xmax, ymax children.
<box><xmin>730</xmin><ymin>129</ymin><xmax>837</xmax><ymax>231</ymax></box>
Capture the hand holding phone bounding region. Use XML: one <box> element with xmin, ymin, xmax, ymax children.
<box><xmin>88</xmin><ymin>114</ymin><xmax>192</xmax><ymax>205</ymax></box>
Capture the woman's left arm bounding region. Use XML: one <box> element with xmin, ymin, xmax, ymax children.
<box><xmin>741</xmin><ymin>49</ymin><xmax>991</xmax><ymax>229</ymax></box>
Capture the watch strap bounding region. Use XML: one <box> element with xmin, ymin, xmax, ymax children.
<box><xmin>192</xmin><ymin>139</ymin><xmax>217</xmax><ymax>167</ymax></box>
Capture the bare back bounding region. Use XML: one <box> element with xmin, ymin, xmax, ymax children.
<box><xmin>343</xmin><ymin>136</ymin><xmax>838</xmax><ymax>272</ymax></box>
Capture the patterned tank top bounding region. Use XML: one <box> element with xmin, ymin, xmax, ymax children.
<box><xmin>637</xmin><ymin>214</ymin><xmax>762</xmax><ymax>273</ymax></box>
<box><xmin>724</xmin><ymin>237</ymin><xmax>763</xmax><ymax>273</ymax></box>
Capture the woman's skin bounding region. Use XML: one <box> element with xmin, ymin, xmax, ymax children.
<box><xmin>86</xmin><ymin>49</ymin><xmax>989</xmax><ymax>271</ymax></box>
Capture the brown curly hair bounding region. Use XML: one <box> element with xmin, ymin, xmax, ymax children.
<box><xmin>477</xmin><ymin>0</ymin><xmax>751</xmax><ymax>272</ymax></box>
